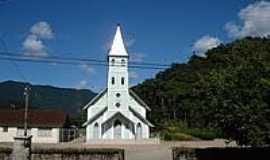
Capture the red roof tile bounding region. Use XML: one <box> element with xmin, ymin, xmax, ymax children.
<box><xmin>0</xmin><ymin>109</ymin><xmax>68</xmax><ymax>128</ymax></box>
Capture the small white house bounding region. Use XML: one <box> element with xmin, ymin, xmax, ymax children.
<box><xmin>83</xmin><ymin>25</ymin><xmax>153</xmax><ymax>142</ymax></box>
<box><xmin>0</xmin><ymin>109</ymin><xmax>68</xmax><ymax>143</ymax></box>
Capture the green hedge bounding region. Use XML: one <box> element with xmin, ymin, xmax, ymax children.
<box><xmin>33</xmin><ymin>147</ymin><xmax>124</xmax><ymax>154</ymax></box>
<box><xmin>185</xmin><ymin>128</ymin><xmax>220</xmax><ymax>140</ymax></box>
<box><xmin>164</xmin><ymin>132</ymin><xmax>194</xmax><ymax>141</ymax></box>
<box><xmin>0</xmin><ymin>147</ymin><xmax>12</xmax><ymax>153</ymax></box>
<box><xmin>157</xmin><ymin>120</ymin><xmax>220</xmax><ymax>140</ymax></box>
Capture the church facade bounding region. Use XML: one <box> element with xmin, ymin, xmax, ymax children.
<box><xmin>83</xmin><ymin>25</ymin><xmax>153</xmax><ymax>141</ymax></box>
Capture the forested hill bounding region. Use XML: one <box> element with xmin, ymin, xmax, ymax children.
<box><xmin>134</xmin><ymin>37</ymin><xmax>270</xmax><ymax>146</ymax></box>
<box><xmin>0</xmin><ymin>80</ymin><xmax>96</xmax><ymax>114</ymax></box>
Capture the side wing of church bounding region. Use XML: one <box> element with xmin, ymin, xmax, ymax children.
<box><xmin>83</xmin><ymin>25</ymin><xmax>153</xmax><ymax>141</ymax></box>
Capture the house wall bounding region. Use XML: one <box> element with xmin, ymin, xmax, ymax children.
<box><xmin>0</xmin><ymin>127</ymin><xmax>17</xmax><ymax>142</ymax></box>
<box><xmin>31</xmin><ymin>128</ymin><xmax>60</xmax><ymax>143</ymax></box>
<box><xmin>0</xmin><ymin>127</ymin><xmax>60</xmax><ymax>143</ymax></box>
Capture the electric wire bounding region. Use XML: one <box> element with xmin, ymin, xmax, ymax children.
<box><xmin>0</xmin><ymin>51</ymin><xmax>171</xmax><ymax>70</ymax></box>
<box><xmin>0</xmin><ymin>38</ymin><xmax>28</xmax><ymax>82</ymax></box>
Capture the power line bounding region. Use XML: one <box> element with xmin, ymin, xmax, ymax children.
<box><xmin>0</xmin><ymin>38</ymin><xmax>28</xmax><ymax>82</ymax></box>
<box><xmin>0</xmin><ymin>51</ymin><xmax>171</xmax><ymax>67</ymax></box>
<box><xmin>0</xmin><ymin>56</ymin><xmax>169</xmax><ymax>70</ymax></box>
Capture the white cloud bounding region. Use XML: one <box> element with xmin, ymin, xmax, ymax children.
<box><xmin>30</xmin><ymin>21</ymin><xmax>54</xmax><ymax>39</ymax></box>
<box><xmin>192</xmin><ymin>36</ymin><xmax>221</xmax><ymax>57</ymax></box>
<box><xmin>23</xmin><ymin>35</ymin><xmax>47</xmax><ymax>57</ymax></box>
<box><xmin>23</xmin><ymin>21</ymin><xmax>54</xmax><ymax>57</ymax></box>
<box><xmin>129</xmin><ymin>71</ymin><xmax>139</xmax><ymax>79</ymax></box>
<box><xmin>225</xmin><ymin>1</ymin><xmax>270</xmax><ymax>38</ymax></box>
<box><xmin>80</xmin><ymin>64</ymin><xmax>95</xmax><ymax>74</ymax></box>
<box><xmin>130</xmin><ymin>53</ymin><xmax>145</xmax><ymax>62</ymax></box>
<box><xmin>77</xmin><ymin>80</ymin><xmax>88</xmax><ymax>89</ymax></box>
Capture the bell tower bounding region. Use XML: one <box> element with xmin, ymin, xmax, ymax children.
<box><xmin>107</xmin><ymin>24</ymin><xmax>129</xmax><ymax>111</ymax></box>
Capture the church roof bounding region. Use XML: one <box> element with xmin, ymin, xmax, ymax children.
<box><xmin>82</xmin><ymin>106</ymin><xmax>108</xmax><ymax>127</ymax></box>
<box><xmin>108</xmin><ymin>24</ymin><xmax>128</xmax><ymax>57</ymax></box>
<box><xmin>129</xmin><ymin>106</ymin><xmax>154</xmax><ymax>127</ymax></box>
<box><xmin>101</xmin><ymin>111</ymin><xmax>135</xmax><ymax>126</ymax></box>
<box><xmin>82</xmin><ymin>88</ymin><xmax>107</xmax><ymax>110</ymax></box>
<box><xmin>82</xmin><ymin>88</ymin><xmax>151</xmax><ymax>111</ymax></box>
<box><xmin>129</xmin><ymin>89</ymin><xmax>151</xmax><ymax>111</ymax></box>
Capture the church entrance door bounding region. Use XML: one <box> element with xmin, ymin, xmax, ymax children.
<box><xmin>114</xmin><ymin>120</ymin><xmax>122</xmax><ymax>139</ymax></box>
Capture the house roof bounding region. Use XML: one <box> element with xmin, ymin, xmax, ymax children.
<box><xmin>0</xmin><ymin>109</ymin><xmax>68</xmax><ymax>128</ymax></box>
<box><xmin>83</xmin><ymin>88</ymin><xmax>151</xmax><ymax>111</ymax></box>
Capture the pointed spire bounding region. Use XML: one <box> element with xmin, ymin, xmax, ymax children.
<box><xmin>108</xmin><ymin>24</ymin><xmax>128</xmax><ymax>56</ymax></box>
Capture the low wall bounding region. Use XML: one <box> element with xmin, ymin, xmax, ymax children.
<box><xmin>0</xmin><ymin>146</ymin><xmax>124</xmax><ymax>160</ymax></box>
<box><xmin>86</xmin><ymin>138</ymin><xmax>160</xmax><ymax>145</ymax></box>
<box><xmin>172</xmin><ymin>147</ymin><xmax>270</xmax><ymax>160</ymax></box>
<box><xmin>0</xmin><ymin>147</ymin><xmax>11</xmax><ymax>160</ymax></box>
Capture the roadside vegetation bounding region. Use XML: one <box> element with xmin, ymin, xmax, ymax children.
<box><xmin>134</xmin><ymin>37</ymin><xmax>270</xmax><ymax>146</ymax></box>
<box><xmin>154</xmin><ymin>120</ymin><xmax>221</xmax><ymax>141</ymax></box>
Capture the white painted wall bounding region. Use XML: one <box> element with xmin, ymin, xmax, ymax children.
<box><xmin>0</xmin><ymin>127</ymin><xmax>60</xmax><ymax>143</ymax></box>
<box><xmin>86</xmin><ymin>104</ymin><xmax>150</xmax><ymax>141</ymax></box>
<box><xmin>0</xmin><ymin>127</ymin><xmax>17</xmax><ymax>142</ymax></box>
<box><xmin>85</xmin><ymin>26</ymin><xmax>151</xmax><ymax>142</ymax></box>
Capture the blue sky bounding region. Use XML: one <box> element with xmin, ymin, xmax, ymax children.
<box><xmin>0</xmin><ymin>0</ymin><xmax>269</xmax><ymax>92</ymax></box>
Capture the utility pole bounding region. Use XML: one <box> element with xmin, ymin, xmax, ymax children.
<box><xmin>12</xmin><ymin>85</ymin><xmax>32</xmax><ymax>160</ymax></box>
<box><xmin>24</xmin><ymin>85</ymin><xmax>30</xmax><ymax>136</ymax></box>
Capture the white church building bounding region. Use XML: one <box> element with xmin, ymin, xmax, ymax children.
<box><xmin>83</xmin><ymin>25</ymin><xmax>153</xmax><ymax>142</ymax></box>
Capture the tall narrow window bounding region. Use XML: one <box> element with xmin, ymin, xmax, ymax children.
<box><xmin>111</xmin><ymin>59</ymin><xmax>115</xmax><ymax>66</ymax></box>
<box><xmin>93</xmin><ymin>123</ymin><xmax>99</xmax><ymax>139</ymax></box>
<box><xmin>121</xmin><ymin>59</ymin><xmax>125</xmax><ymax>66</ymax></box>
<box><xmin>136</xmin><ymin>123</ymin><xmax>142</xmax><ymax>139</ymax></box>
<box><xmin>121</xmin><ymin>77</ymin><xmax>124</xmax><ymax>85</ymax></box>
<box><xmin>3</xmin><ymin>127</ymin><xmax>8</xmax><ymax>132</ymax></box>
<box><xmin>38</xmin><ymin>128</ymin><xmax>52</xmax><ymax>137</ymax></box>
<box><xmin>112</xmin><ymin>77</ymin><xmax>115</xmax><ymax>85</ymax></box>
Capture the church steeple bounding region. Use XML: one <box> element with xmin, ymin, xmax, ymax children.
<box><xmin>108</xmin><ymin>24</ymin><xmax>128</xmax><ymax>57</ymax></box>
<box><xmin>107</xmin><ymin>24</ymin><xmax>129</xmax><ymax>111</ymax></box>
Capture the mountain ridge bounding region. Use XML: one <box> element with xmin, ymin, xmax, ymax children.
<box><xmin>0</xmin><ymin>80</ymin><xmax>97</xmax><ymax>115</ymax></box>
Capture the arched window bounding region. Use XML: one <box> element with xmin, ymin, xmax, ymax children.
<box><xmin>121</xmin><ymin>77</ymin><xmax>124</xmax><ymax>85</ymax></box>
<box><xmin>112</xmin><ymin>77</ymin><xmax>115</xmax><ymax>85</ymax></box>
<box><xmin>136</xmin><ymin>123</ymin><xmax>142</xmax><ymax>139</ymax></box>
<box><xmin>111</xmin><ymin>59</ymin><xmax>115</xmax><ymax>66</ymax></box>
<box><xmin>121</xmin><ymin>59</ymin><xmax>125</xmax><ymax>66</ymax></box>
<box><xmin>93</xmin><ymin>123</ymin><xmax>99</xmax><ymax>139</ymax></box>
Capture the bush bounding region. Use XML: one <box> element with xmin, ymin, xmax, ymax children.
<box><xmin>163</xmin><ymin>131</ymin><xmax>194</xmax><ymax>141</ymax></box>
<box><xmin>158</xmin><ymin>120</ymin><xmax>220</xmax><ymax>140</ymax></box>
<box><xmin>185</xmin><ymin>128</ymin><xmax>220</xmax><ymax>140</ymax></box>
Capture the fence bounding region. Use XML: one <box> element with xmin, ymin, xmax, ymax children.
<box><xmin>59</xmin><ymin>128</ymin><xmax>85</xmax><ymax>142</ymax></box>
<box><xmin>0</xmin><ymin>146</ymin><xmax>124</xmax><ymax>160</ymax></box>
<box><xmin>172</xmin><ymin>147</ymin><xmax>270</xmax><ymax>160</ymax></box>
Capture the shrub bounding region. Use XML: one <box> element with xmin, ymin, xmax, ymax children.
<box><xmin>185</xmin><ymin>128</ymin><xmax>220</xmax><ymax>140</ymax></box>
<box><xmin>158</xmin><ymin>120</ymin><xmax>220</xmax><ymax>140</ymax></box>
<box><xmin>163</xmin><ymin>131</ymin><xmax>194</xmax><ymax>141</ymax></box>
